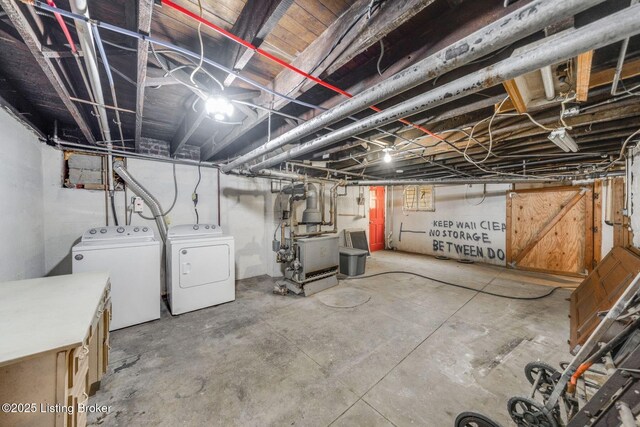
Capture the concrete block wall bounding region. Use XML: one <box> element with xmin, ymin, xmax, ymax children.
<box><xmin>137</xmin><ymin>137</ymin><xmax>200</xmax><ymax>161</ymax></box>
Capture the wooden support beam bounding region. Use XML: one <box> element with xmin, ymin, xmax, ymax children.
<box><xmin>272</xmin><ymin>0</ymin><xmax>436</xmax><ymax>108</ymax></box>
<box><xmin>170</xmin><ymin>105</ymin><xmax>209</xmax><ymax>155</ymax></box>
<box><xmin>514</xmin><ymin>189</ymin><xmax>587</xmax><ymax>264</ymax></box>
<box><xmin>576</xmin><ymin>50</ymin><xmax>594</xmax><ymax>102</ymax></box>
<box><xmin>589</xmin><ymin>57</ymin><xmax>640</xmax><ymax>89</ymax></box>
<box><xmin>223</xmin><ymin>0</ymin><xmax>294</xmax><ymax>86</ymax></box>
<box><xmin>135</xmin><ymin>0</ymin><xmax>154</xmax><ymax>149</ymax></box>
<box><xmin>0</xmin><ymin>0</ymin><xmax>95</xmax><ymax>143</ymax></box>
<box><xmin>210</xmin><ymin>0</ymin><xmax>437</xmax><ymax>157</ymax></box>
<box><xmin>502</xmin><ymin>79</ymin><xmax>527</xmax><ymax>114</ymax></box>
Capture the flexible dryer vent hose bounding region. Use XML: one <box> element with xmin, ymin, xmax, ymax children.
<box><xmin>112</xmin><ymin>160</ymin><xmax>168</xmax><ymax>242</ymax></box>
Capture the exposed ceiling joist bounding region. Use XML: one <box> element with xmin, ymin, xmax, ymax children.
<box><xmin>576</xmin><ymin>50</ymin><xmax>594</xmax><ymax>102</ymax></box>
<box><xmin>207</xmin><ymin>0</ymin><xmax>438</xmax><ymax>158</ymax></box>
<box><xmin>0</xmin><ymin>0</ymin><xmax>95</xmax><ymax>143</ymax></box>
<box><xmin>223</xmin><ymin>0</ymin><xmax>529</xmax><ymax>162</ymax></box>
<box><xmin>170</xmin><ymin>103</ymin><xmax>208</xmax><ymax>155</ymax></box>
<box><xmin>222</xmin><ymin>0</ymin><xmax>294</xmax><ymax>87</ymax></box>
<box><xmin>589</xmin><ymin>57</ymin><xmax>640</xmax><ymax>89</ymax></box>
<box><xmin>135</xmin><ymin>0</ymin><xmax>154</xmax><ymax>148</ymax></box>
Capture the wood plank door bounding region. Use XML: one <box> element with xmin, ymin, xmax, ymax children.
<box><xmin>570</xmin><ymin>247</ymin><xmax>640</xmax><ymax>351</ymax></box>
<box><xmin>506</xmin><ymin>186</ymin><xmax>594</xmax><ymax>276</ymax></box>
<box><xmin>369</xmin><ymin>186</ymin><xmax>385</xmax><ymax>252</ymax></box>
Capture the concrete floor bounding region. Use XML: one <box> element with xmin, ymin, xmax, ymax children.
<box><xmin>88</xmin><ymin>250</ymin><xmax>579</xmax><ymax>426</ymax></box>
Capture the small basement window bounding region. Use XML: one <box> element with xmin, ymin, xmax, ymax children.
<box><xmin>403</xmin><ymin>185</ymin><xmax>435</xmax><ymax>211</ymax></box>
<box><xmin>63</xmin><ymin>151</ymin><xmax>122</xmax><ymax>190</ymax></box>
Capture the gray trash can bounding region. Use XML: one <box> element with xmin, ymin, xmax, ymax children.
<box><xmin>339</xmin><ymin>247</ymin><xmax>368</xmax><ymax>276</ymax></box>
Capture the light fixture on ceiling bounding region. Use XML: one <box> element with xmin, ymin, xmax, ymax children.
<box><xmin>548</xmin><ymin>128</ymin><xmax>579</xmax><ymax>152</ymax></box>
<box><xmin>383</xmin><ymin>148</ymin><xmax>393</xmax><ymax>163</ymax></box>
<box><xmin>205</xmin><ymin>96</ymin><xmax>234</xmax><ymax>121</ymax></box>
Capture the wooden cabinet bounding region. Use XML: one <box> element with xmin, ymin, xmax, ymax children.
<box><xmin>0</xmin><ymin>272</ymin><xmax>111</xmax><ymax>427</ymax></box>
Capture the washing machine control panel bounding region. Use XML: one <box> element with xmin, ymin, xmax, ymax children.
<box><xmin>167</xmin><ymin>224</ymin><xmax>223</xmax><ymax>238</ymax></box>
<box><xmin>82</xmin><ymin>225</ymin><xmax>155</xmax><ymax>241</ymax></box>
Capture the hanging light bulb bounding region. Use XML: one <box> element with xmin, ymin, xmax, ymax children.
<box><xmin>205</xmin><ymin>96</ymin><xmax>234</xmax><ymax>121</ymax></box>
<box><xmin>383</xmin><ymin>148</ymin><xmax>392</xmax><ymax>163</ymax></box>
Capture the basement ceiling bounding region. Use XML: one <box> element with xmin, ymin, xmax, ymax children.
<box><xmin>0</xmin><ymin>0</ymin><xmax>639</xmax><ymax>181</ymax></box>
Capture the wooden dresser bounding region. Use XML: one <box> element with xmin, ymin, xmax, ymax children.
<box><xmin>0</xmin><ymin>272</ymin><xmax>111</xmax><ymax>427</ymax></box>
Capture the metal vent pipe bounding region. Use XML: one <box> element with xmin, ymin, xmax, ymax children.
<box><xmin>220</xmin><ymin>0</ymin><xmax>606</xmax><ymax>173</ymax></box>
<box><xmin>113</xmin><ymin>161</ymin><xmax>168</xmax><ymax>242</ymax></box>
<box><xmin>249</xmin><ymin>5</ymin><xmax>640</xmax><ymax>172</ymax></box>
<box><xmin>69</xmin><ymin>0</ymin><xmax>111</xmax><ymax>143</ymax></box>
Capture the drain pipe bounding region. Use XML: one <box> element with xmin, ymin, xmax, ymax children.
<box><xmin>611</xmin><ymin>0</ymin><xmax>639</xmax><ymax>95</ymax></box>
<box><xmin>344</xmin><ymin>179</ymin><xmax>558</xmax><ymax>186</ymax></box>
<box><xmin>69</xmin><ymin>0</ymin><xmax>117</xmax><ymax>223</ymax></box>
<box><xmin>221</xmin><ymin>0</ymin><xmax>606</xmax><ymax>172</ymax></box>
<box><xmin>113</xmin><ymin>161</ymin><xmax>168</xmax><ymax>242</ymax></box>
<box><xmin>69</xmin><ymin>0</ymin><xmax>111</xmax><ymax>143</ymax></box>
<box><xmin>249</xmin><ymin>6</ymin><xmax>640</xmax><ymax>172</ymax></box>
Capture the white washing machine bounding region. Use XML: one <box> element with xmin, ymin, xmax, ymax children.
<box><xmin>72</xmin><ymin>225</ymin><xmax>161</xmax><ymax>330</ymax></box>
<box><xmin>166</xmin><ymin>224</ymin><xmax>235</xmax><ymax>315</ymax></box>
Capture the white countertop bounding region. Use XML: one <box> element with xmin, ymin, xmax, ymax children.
<box><xmin>0</xmin><ymin>272</ymin><xmax>110</xmax><ymax>367</ymax></box>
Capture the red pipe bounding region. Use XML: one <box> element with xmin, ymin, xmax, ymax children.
<box><xmin>46</xmin><ymin>0</ymin><xmax>78</xmax><ymax>54</ymax></box>
<box><xmin>161</xmin><ymin>0</ymin><xmax>445</xmax><ymax>141</ymax></box>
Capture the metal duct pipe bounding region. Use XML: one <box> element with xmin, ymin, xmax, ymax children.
<box><xmin>250</xmin><ymin>5</ymin><xmax>640</xmax><ymax>172</ymax></box>
<box><xmin>69</xmin><ymin>0</ymin><xmax>111</xmax><ymax>143</ymax></box>
<box><xmin>345</xmin><ymin>179</ymin><xmax>558</xmax><ymax>186</ymax></box>
<box><xmin>302</xmin><ymin>183</ymin><xmax>322</xmax><ymax>232</ymax></box>
<box><xmin>221</xmin><ymin>0</ymin><xmax>606</xmax><ymax>173</ymax></box>
<box><xmin>112</xmin><ymin>160</ymin><xmax>168</xmax><ymax>242</ymax></box>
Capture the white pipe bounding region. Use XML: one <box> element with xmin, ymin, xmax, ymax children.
<box><xmin>69</xmin><ymin>0</ymin><xmax>111</xmax><ymax>144</ymax></box>
<box><xmin>540</xmin><ymin>65</ymin><xmax>555</xmax><ymax>101</ymax></box>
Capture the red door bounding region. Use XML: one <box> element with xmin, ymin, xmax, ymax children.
<box><xmin>369</xmin><ymin>186</ymin><xmax>385</xmax><ymax>252</ymax></box>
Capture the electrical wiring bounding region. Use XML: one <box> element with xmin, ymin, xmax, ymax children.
<box><xmin>138</xmin><ymin>162</ymin><xmax>178</xmax><ymax>220</ymax></box>
<box><xmin>376</xmin><ymin>39</ymin><xmax>385</xmax><ymax>77</ymax></box>
<box><xmin>464</xmin><ymin>183</ymin><xmax>487</xmax><ymax>206</ymax></box>
<box><xmin>189</xmin><ymin>0</ymin><xmax>205</xmax><ymax>87</ymax></box>
<box><xmin>37</xmin><ymin>1</ymin><xmax>449</xmax><ymax>153</ymax></box>
<box><xmin>342</xmin><ymin>271</ymin><xmax>567</xmax><ymax>300</ymax></box>
<box><xmin>149</xmin><ymin>44</ymin><xmax>207</xmax><ymax>98</ymax></box>
<box><xmin>193</xmin><ymin>162</ymin><xmax>202</xmax><ymax>224</ymax></box>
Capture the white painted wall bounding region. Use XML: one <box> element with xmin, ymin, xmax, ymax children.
<box><xmin>0</xmin><ymin>109</ymin><xmax>45</xmax><ymax>281</ymax></box>
<box><xmin>219</xmin><ymin>173</ymin><xmax>275</xmax><ymax>280</ymax></box>
<box><xmin>387</xmin><ymin>184</ymin><xmax>509</xmax><ymax>266</ymax></box>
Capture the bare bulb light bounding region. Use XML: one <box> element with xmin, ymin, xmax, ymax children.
<box><xmin>205</xmin><ymin>96</ymin><xmax>234</xmax><ymax>120</ymax></box>
<box><xmin>383</xmin><ymin>148</ymin><xmax>392</xmax><ymax>163</ymax></box>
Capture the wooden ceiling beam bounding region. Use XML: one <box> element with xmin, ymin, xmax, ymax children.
<box><xmin>222</xmin><ymin>0</ymin><xmax>294</xmax><ymax>87</ymax></box>
<box><xmin>135</xmin><ymin>0</ymin><xmax>154</xmax><ymax>149</ymax></box>
<box><xmin>576</xmin><ymin>50</ymin><xmax>594</xmax><ymax>102</ymax></box>
<box><xmin>589</xmin><ymin>57</ymin><xmax>640</xmax><ymax>89</ymax></box>
<box><xmin>502</xmin><ymin>79</ymin><xmax>528</xmax><ymax>114</ymax></box>
<box><xmin>170</xmin><ymin>102</ymin><xmax>208</xmax><ymax>155</ymax></box>
<box><xmin>207</xmin><ymin>0</ymin><xmax>438</xmax><ymax>159</ymax></box>
<box><xmin>0</xmin><ymin>0</ymin><xmax>95</xmax><ymax>143</ymax></box>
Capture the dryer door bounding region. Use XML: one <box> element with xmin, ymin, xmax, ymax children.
<box><xmin>179</xmin><ymin>244</ymin><xmax>231</xmax><ymax>288</ymax></box>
